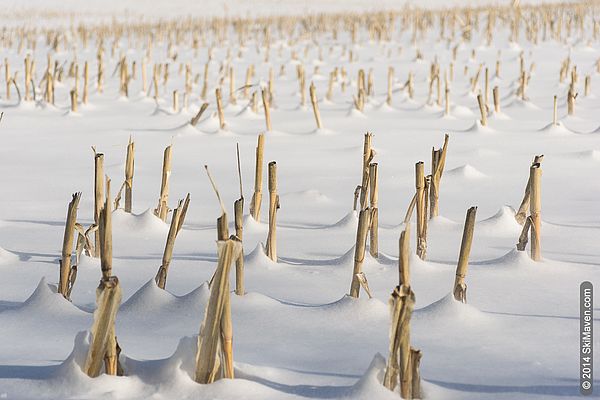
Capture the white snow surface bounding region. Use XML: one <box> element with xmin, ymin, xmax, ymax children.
<box><xmin>0</xmin><ymin>3</ymin><xmax>599</xmax><ymax>400</ymax></box>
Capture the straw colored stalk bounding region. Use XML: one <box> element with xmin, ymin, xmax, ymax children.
<box><xmin>226</xmin><ymin>67</ymin><xmax>235</xmax><ymax>105</ymax></box>
<box><xmin>453</xmin><ymin>206</ymin><xmax>477</xmax><ymax>303</ymax></box>
<box><xmin>268</xmin><ymin>67</ymin><xmax>275</xmax><ymax>104</ymax></box>
<box><xmin>406</xmin><ymin>72</ymin><xmax>415</xmax><ymax>99</ymax></box>
<box><xmin>349</xmin><ymin>207</ymin><xmax>371</xmax><ymax>298</ymax></box>
<box><xmin>552</xmin><ymin>95</ymin><xmax>558</xmax><ymax>125</ymax></box>
<box><xmin>244</xmin><ymin>65</ymin><xmax>253</xmax><ymax>99</ymax></box>
<box><xmin>155</xmin><ymin>145</ymin><xmax>172</xmax><ymax>222</ymax></box>
<box><xmin>201</xmin><ymin>63</ymin><xmax>209</xmax><ymax>100</ymax></box>
<box><xmin>83</xmin><ymin>61</ymin><xmax>89</xmax><ymax>104</ymax></box>
<box><xmin>309</xmin><ymin>82</ymin><xmax>323</xmax><ymax>130</ymax></box>
<box><xmin>567</xmin><ymin>89</ymin><xmax>576</xmax><ymax>116</ymax></box>
<box><xmin>152</xmin><ymin>65</ymin><xmax>159</xmax><ymax>100</ymax></box>
<box><xmin>410</xmin><ymin>348</ymin><xmax>422</xmax><ymax>398</ymax></box>
<box><xmin>234</xmin><ymin>197</ymin><xmax>245</xmax><ymax>295</ymax></box>
<box><xmin>97</xmin><ymin>52</ymin><xmax>104</xmax><ymax>93</ymax></box>
<box><xmin>297</xmin><ymin>65</ymin><xmax>306</xmax><ymax>106</ymax></box>
<box><xmin>326</xmin><ymin>71</ymin><xmax>335</xmax><ymax>101</ymax></box>
<box><xmin>415</xmin><ymin>162</ymin><xmax>427</xmax><ymax>260</ymax></box>
<box><xmin>359</xmin><ymin>133</ymin><xmax>374</xmax><ymax>210</ymax></box>
<box><xmin>353</xmin><ymin>185</ymin><xmax>361</xmax><ymax>211</ymax></box>
<box><xmin>70</xmin><ymin>87</ymin><xmax>78</xmax><ymax>112</ymax></box>
<box><xmin>516</xmin><ymin>216</ymin><xmax>531</xmax><ymax>252</ymax></box>
<box><xmin>429</xmin><ymin>134</ymin><xmax>449</xmax><ymax>219</ymax></box>
<box><xmin>195</xmin><ymin>238</ymin><xmax>242</xmax><ymax>384</ymax></box>
<box><xmin>515</xmin><ymin>155</ymin><xmax>544</xmax><ymax>225</ymax></box>
<box><xmin>367</xmin><ymin>69</ymin><xmax>374</xmax><ymax>97</ymax></box>
<box><xmin>172</xmin><ymin>90</ymin><xmax>179</xmax><ymax>113</ymax></box>
<box><xmin>265</xmin><ymin>161</ymin><xmax>279</xmax><ymax>262</ymax></box>
<box><xmin>493</xmin><ymin>86</ymin><xmax>500</xmax><ymax>113</ymax></box>
<box><xmin>216</xmin><ymin>88</ymin><xmax>225</xmax><ymax>129</ymax></box>
<box><xmin>262</xmin><ymin>88</ymin><xmax>272</xmax><ymax>132</ymax></box>
<box><xmin>83</xmin><ymin>276</ymin><xmax>122</xmax><ymax>378</ymax></box>
<box><xmin>99</xmin><ymin>178</ymin><xmax>113</xmax><ymax>279</ymax></box>
<box><xmin>484</xmin><ymin>67</ymin><xmax>489</xmax><ymax>107</ymax></box>
<box><xmin>369</xmin><ymin>163</ymin><xmax>379</xmax><ymax>258</ymax></box>
<box><xmin>383</xmin><ymin>284</ymin><xmax>416</xmax><ymax>397</ymax></box>
<box><xmin>398</xmin><ymin>224</ymin><xmax>410</xmax><ymax>287</ymax></box>
<box><xmin>529</xmin><ymin>164</ymin><xmax>542</xmax><ymax>261</ymax></box>
<box><xmin>124</xmin><ymin>138</ymin><xmax>134</xmax><ymax>213</ymax></box>
<box><xmin>190</xmin><ymin>102</ymin><xmax>209</xmax><ymax>126</ymax></box>
<box><xmin>94</xmin><ymin>152</ymin><xmax>105</xmax><ymax>258</ymax></box>
<box><xmin>85</xmin><ymin>179</ymin><xmax>123</xmax><ymax>376</ymax></box>
<box><xmin>24</xmin><ymin>55</ymin><xmax>31</xmax><ymax>101</ymax></box>
<box><xmin>477</xmin><ymin>93</ymin><xmax>487</xmax><ymax>126</ymax></box>
<box><xmin>250</xmin><ymin>134</ymin><xmax>265</xmax><ymax>220</ymax></box>
<box><xmin>155</xmin><ymin>197</ymin><xmax>189</xmax><ymax>289</ymax></box>
<box><xmin>584</xmin><ymin>76</ymin><xmax>591</xmax><ymax>97</ymax></box>
<box><xmin>387</xmin><ymin>66</ymin><xmax>394</xmax><ymax>105</ymax></box>
<box><xmin>59</xmin><ymin>192</ymin><xmax>82</xmax><ymax>298</ymax></box>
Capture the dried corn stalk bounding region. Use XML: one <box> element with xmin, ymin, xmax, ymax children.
<box><xmin>369</xmin><ymin>163</ymin><xmax>379</xmax><ymax>257</ymax></box>
<box><xmin>154</xmin><ymin>145</ymin><xmax>172</xmax><ymax>222</ymax></box>
<box><xmin>415</xmin><ymin>162</ymin><xmax>427</xmax><ymax>260</ymax></box>
<box><xmin>195</xmin><ymin>238</ymin><xmax>242</xmax><ymax>384</ymax></box>
<box><xmin>515</xmin><ymin>155</ymin><xmax>543</xmax><ymax>225</ymax></box>
<box><xmin>349</xmin><ymin>207</ymin><xmax>371</xmax><ymax>298</ymax></box>
<box><xmin>429</xmin><ymin>134</ymin><xmax>449</xmax><ymax>219</ymax></box>
<box><xmin>265</xmin><ymin>161</ymin><xmax>279</xmax><ymax>261</ymax></box>
<box><xmin>59</xmin><ymin>192</ymin><xmax>81</xmax><ymax>298</ymax></box>
<box><xmin>249</xmin><ymin>134</ymin><xmax>265</xmax><ymax>220</ymax></box>
<box><xmin>83</xmin><ymin>276</ymin><xmax>122</xmax><ymax>378</ymax></box>
<box><xmin>453</xmin><ymin>206</ymin><xmax>477</xmax><ymax>303</ymax></box>
<box><xmin>383</xmin><ymin>284</ymin><xmax>417</xmax><ymax>398</ymax></box>
<box><xmin>155</xmin><ymin>196</ymin><xmax>190</xmax><ymax>289</ymax></box>
<box><xmin>191</xmin><ymin>102</ymin><xmax>209</xmax><ymax>126</ymax></box>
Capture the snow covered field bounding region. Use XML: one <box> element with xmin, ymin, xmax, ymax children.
<box><xmin>0</xmin><ymin>2</ymin><xmax>599</xmax><ymax>399</ymax></box>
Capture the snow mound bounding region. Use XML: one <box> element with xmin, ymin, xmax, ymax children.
<box><xmin>245</xmin><ymin>243</ymin><xmax>279</xmax><ymax>269</ymax></box>
<box><xmin>445</xmin><ymin>164</ymin><xmax>487</xmax><ymax>180</ymax></box>
<box><xmin>349</xmin><ymin>354</ymin><xmax>399</xmax><ymax>399</ymax></box>
<box><xmin>451</xmin><ymin>104</ymin><xmax>475</xmax><ymax>117</ymax></box>
<box><xmin>112</xmin><ymin>209</ymin><xmax>169</xmax><ymax>234</ymax></box>
<box><xmin>235</xmin><ymin>106</ymin><xmax>262</xmax><ymax>119</ymax></box>
<box><xmin>464</xmin><ymin>120</ymin><xmax>495</xmax><ymax>133</ymax></box>
<box><xmin>415</xmin><ymin>293</ymin><xmax>485</xmax><ymax>323</ymax></box>
<box><xmin>347</xmin><ymin>108</ymin><xmax>367</xmax><ymax>118</ymax></box>
<box><xmin>174</xmin><ymin>123</ymin><xmax>204</xmax><ymax>136</ymax></box>
<box><xmin>243</xmin><ymin>215</ymin><xmax>268</xmax><ymax>233</ymax></box>
<box><xmin>177</xmin><ymin>282</ymin><xmax>211</xmax><ymax>310</ymax></box>
<box><xmin>473</xmin><ymin>248</ymin><xmax>536</xmax><ymax>268</ymax></box>
<box><xmin>476</xmin><ymin>206</ymin><xmax>521</xmax><ymax>236</ymax></box>
<box><xmin>310</xmin><ymin>127</ymin><xmax>335</xmax><ymax>135</ymax></box>
<box><xmin>376</xmin><ymin>102</ymin><xmax>395</xmax><ymax>112</ymax></box>
<box><xmin>0</xmin><ymin>246</ymin><xmax>18</xmax><ymax>265</ymax></box>
<box><xmin>327</xmin><ymin>210</ymin><xmax>359</xmax><ymax>230</ymax></box>
<box><xmin>17</xmin><ymin>278</ymin><xmax>86</xmax><ymax>318</ymax></box>
<box><xmin>120</xmin><ymin>279</ymin><xmax>174</xmax><ymax>314</ymax></box>
<box><xmin>428</xmin><ymin>215</ymin><xmax>461</xmax><ymax>230</ymax></box>
<box><xmin>538</xmin><ymin>121</ymin><xmax>572</xmax><ymax>135</ymax></box>
<box><xmin>194</xmin><ymin>113</ymin><xmax>220</xmax><ymax>131</ymax></box>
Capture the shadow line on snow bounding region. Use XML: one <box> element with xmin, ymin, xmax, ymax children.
<box><xmin>0</xmin><ymin>364</ymin><xmax>56</xmax><ymax>380</ymax></box>
<box><xmin>481</xmin><ymin>310</ymin><xmax>600</xmax><ymax>322</ymax></box>
<box><xmin>426</xmin><ymin>379</ymin><xmax>591</xmax><ymax>397</ymax></box>
<box><xmin>236</xmin><ymin>369</ymin><xmax>353</xmax><ymax>399</ymax></box>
